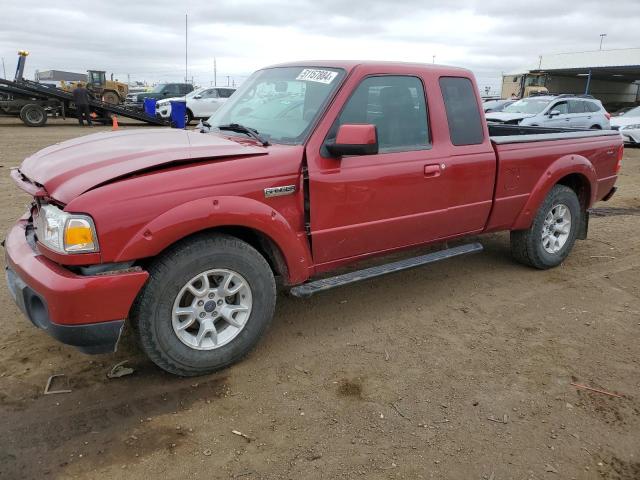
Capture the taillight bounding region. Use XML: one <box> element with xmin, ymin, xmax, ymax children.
<box><xmin>605</xmin><ymin>112</ymin><xmax>611</xmax><ymax>120</ymax></box>
<box><xmin>616</xmin><ymin>144</ymin><xmax>624</xmax><ymax>173</ymax></box>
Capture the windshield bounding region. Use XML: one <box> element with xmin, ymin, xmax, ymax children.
<box><xmin>619</xmin><ymin>106</ymin><xmax>640</xmax><ymax>118</ymax></box>
<box><xmin>150</xmin><ymin>84</ymin><xmax>166</xmax><ymax>93</ymax></box>
<box><xmin>207</xmin><ymin>66</ymin><xmax>345</xmax><ymax>144</ymax></box>
<box><xmin>503</xmin><ymin>98</ymin><xmax>551</xmax><ymax>114</ymax></box>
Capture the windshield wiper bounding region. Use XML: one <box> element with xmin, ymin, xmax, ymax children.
<box><xmin>216</xmin><ymin>123</ymin><xmax>270</xmax><ymax>146</ymax></box>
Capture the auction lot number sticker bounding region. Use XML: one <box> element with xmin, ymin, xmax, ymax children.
<box><xmin>296</xmin><ymin>69</ymin><xmax>338</xmax><ymax>84</ymax></box>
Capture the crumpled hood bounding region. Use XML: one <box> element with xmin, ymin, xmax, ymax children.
<box><xmin>485</xmin><ymin>112</ymin><xmax>536</xmax><ymax>123</ymax></box>
<box><xmin>19</xmin><ymin>128</ymin><xmax>267</xmax><ymax>204</ymax></box>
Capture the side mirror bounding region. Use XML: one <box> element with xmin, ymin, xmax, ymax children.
<box><xmin>193</xmin><ymin>95</ymin><xmax>202</xmax><ymax>99</ymax></box>
<box><xmin>326</xmin><ymin>124</ymin><xmax>378</xmax><ymax>157</ymax></box>
<box><xmin>548</xmin><ymin>109</ymin><xmax>561</xmax><ymax>117</ymax></box>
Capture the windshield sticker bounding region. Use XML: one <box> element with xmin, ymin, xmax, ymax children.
<box><xmin>296</xmin><ymin>69</ymin><xmax>338</xmax><ymax>84</ymax></box>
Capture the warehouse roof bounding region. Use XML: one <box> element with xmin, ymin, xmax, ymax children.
<box><xmin>506</xmin><ymin>48</ymin><xmax>640</xmax><ymax>80</ymax></box>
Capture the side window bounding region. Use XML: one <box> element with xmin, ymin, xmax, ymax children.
<box><xmin>569</xmin><ymin>100</ymin><xmax>586</xmax><ymax>113</ymax></box>
<box><xmin>586</xmin><ymin>102</ymin><xmax>601</xmax><ymax>113</ymax></box>
<box><xmin>332</xmin><ymin>75</ymin><xmax>429</xmax><ymax>152</ymax></box>
<box><xmin>165</xmin><ymin>84</ymin><xmax>180</xmax><ymax>95</ymax></box>
<box><xmin>551</xmin><ymin>101</ymin><xmax>569</xmax><ymax>114</ymax></box>
<box><xmin>200</xmin><ymin>89</ymin><xmax>218</xmax><ymax>99</ymax></box>
<box><xmin>217</xmin><ymin>89</ymin><xmax>234</xmax><ymax>98</ymax></box>
<box><xmin>439</xmin><ymin>77</ymin><xmax>484</xmax><ymax>146</ymax></box>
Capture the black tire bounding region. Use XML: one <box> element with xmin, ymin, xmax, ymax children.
<box><xmin>185</xmin><ymin>109</ymin><xmax>193</xmax><ymax>125</ymax></box>
<box><xmin>131</xmin><ymin>234</ymin><xmax>276</xmax><ymax>376</ymax></box>
<box><xmin>590</xmin><ymin>125</ymin><xmax>602</xmax><ymax>130</ymax></box>
<box><xmin>102</xmin><ymin>91</ymin><xmax>119</xmax><ymax>105</ymax></box>
<box><xmin>20</xmin><ymin>104</ymin><xmax>47</xmax><ymax>127</ymax></box>
<box><xmin>510</xmin><ymin>185</ymin><xmax>581</xmax><ymax>269</ymax></box>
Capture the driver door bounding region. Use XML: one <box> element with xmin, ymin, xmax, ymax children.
<box><xmin>307</xmin><ymin>75</ymin><xmax>451</xmax><ymax>265</ymax></box>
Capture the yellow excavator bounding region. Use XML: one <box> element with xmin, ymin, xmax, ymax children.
<box><xmin>61</xmin><ymin>70</ymin><xmax>128</xmax><ymax>104</ymax></box>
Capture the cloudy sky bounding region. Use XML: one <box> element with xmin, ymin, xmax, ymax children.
<box><xmin>1</xmin><ymin>0</ymin><xmax>638</xmax><ymax>94</ymax></box>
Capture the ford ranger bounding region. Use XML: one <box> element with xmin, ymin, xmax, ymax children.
<box><xmin>4</xmin><ymin>61</ymin><xmax>623</xmax><ymax>376</ymax></box>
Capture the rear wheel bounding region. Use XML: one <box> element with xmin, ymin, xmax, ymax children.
<box><xmin>510</xmin><ymin>185</ymin><xmax>581</xmax><ymax>269</ymax></box>
<box><xmin>590</xmin><ymin>124</ymin><xmax>602</xmax><ymax>130</ymax></box>
<box><xmin>20</xmin><ymin>104</ymin><xmax>47</xmax><ymax>127</ymax></box>
<box><xmin>131</xmin><ymin>234</ymin><xmax>276</xmax><ymax>376</ymax></box>
<box><xmin>185</xmin><ymin>109</ymin><xmax>193</xmax><ymax>125</ymax></box>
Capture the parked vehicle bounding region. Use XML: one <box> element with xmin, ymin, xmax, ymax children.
<box><xmin>486</xmin><ymin>95</ymin><xmax>611</xmax><ymax>129</ymax></box>
<box><xmin>125</xmin><ymin>83</ymin><xmax>194</xmax><ymax>109</ymax></box>
<box><xmin>156</xmin><ymin>87</ymin><xmax>235</xmax><ymax>125</ymax></box>
<box><xmin>60</xmin><ymin>70</ymin><xmax>128</xmax><ymax>105</ymax></box>
<box><xmin>610</xmin><ymin>105</ymin><xmax>640</xmax><ymax>145</ymax></box>
<box><xmin>483</xmin><ymin>99</ymin><xmax>515</xmax><ymax>113</ymax></box>
<box><xmin>5</xmin><ymin>61</ymin><xmax>622</xmax><ymax>376</ymax></box>
<box><xmin>501</xmin><ymin>72</ymin><xmax>549</xmax><ymax>98</ymax></box>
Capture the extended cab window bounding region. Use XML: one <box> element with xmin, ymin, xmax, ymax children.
<box><xmin>439</xmin><ymin>77</ymin><xmax>484</xmax><ymax>146</ymax></box>
<box><xmin>332</xmin><ymin>75</ymin><xmax>429</xmax><ymax>152</ymax></box>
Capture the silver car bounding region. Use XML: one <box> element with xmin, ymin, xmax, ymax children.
<box><xmin>486</xmin><ymin>95</ymin><xmax>610</xmax><ymax>129</ymax></box>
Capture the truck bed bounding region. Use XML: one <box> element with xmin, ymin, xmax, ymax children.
<box><xmin>485</xmin><ymin>123</ymin><xmax>622</xmax><ymax>233</ymax></box>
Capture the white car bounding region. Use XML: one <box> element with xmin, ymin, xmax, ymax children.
<box><xmin>156</xmin><ymin>87</ymin><xmax>236</xmax><ymax>125</ymax></box>
<box><xmin>611</xmin><ymin>106</ymin><xmax>640</xmax><ymax>145</ymax></box>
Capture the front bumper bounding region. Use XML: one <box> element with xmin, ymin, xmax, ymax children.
<box><xmin>4</xmin><ymin>219</ymin><xmax>149</xmax><ymax>354</ymax></box>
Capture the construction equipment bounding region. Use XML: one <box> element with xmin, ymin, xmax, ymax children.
<box><xmin>60</xmin><ymin>70</ymin><xmax>128</xmax><ymax>104</ymax></box>
<box><xmin>501</xmin><ymin>72</ymin><xmax>549</xmax><ymax>99</ymax></box>
<box><xmin>0</xmin><ymin>51</ymin><xmax>167</xmax><ymax>127</ymax></box>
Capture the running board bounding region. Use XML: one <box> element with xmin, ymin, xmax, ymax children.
<box><xmin>289</xmin><ymin>242</ymin><xmax>483</xmax><ymax>298</ymax></box>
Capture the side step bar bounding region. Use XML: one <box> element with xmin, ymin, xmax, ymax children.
<box><xmin>289</xmin><ymin>242</ymin><xmax>483</xmax><ymax>298</ymax></box>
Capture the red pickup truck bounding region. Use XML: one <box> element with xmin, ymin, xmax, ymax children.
<box><xmin>5</xmin><ymin>61</ymin><xmax>622</xmax><ymax>376</ymax></box>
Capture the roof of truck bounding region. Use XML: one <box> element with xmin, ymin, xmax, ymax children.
<box><xmin>265</xmin><ymin>60</ymin><xmax>472</xmax><ymax>76</ymax></box>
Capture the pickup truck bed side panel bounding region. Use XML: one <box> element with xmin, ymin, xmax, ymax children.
<box><xmin>486</xmin><ymin>134</ymin><xmax>621</xmax><ymax>232</ymax></box>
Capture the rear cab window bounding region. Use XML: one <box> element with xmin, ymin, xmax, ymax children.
<box><xmin>439</xmin><ymin>77</ymin><xmax>484</xmax><ymax>146</ymax></box>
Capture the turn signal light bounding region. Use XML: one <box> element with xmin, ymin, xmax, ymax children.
<box><xmin>64</xmin><ymin>218</ymin><xmax>97</xmax><ymax>252</ymax></box>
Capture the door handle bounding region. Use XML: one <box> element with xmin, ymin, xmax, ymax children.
<box><xmin>424</xmin><ymin>164</ymin><xmax>442</xmax><ymax>177</ymax></box>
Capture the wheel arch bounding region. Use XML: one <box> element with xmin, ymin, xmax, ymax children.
<box><xmin>511</xmin><ymin>154</ymin><xmax>597</xmax><ymax>230</ymax></box>
<box><xmin>114</xmin><ymin>196</ymin><xmax>312</xmax><ymax>285</ymax></box>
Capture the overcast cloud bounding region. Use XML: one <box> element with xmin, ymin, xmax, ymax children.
<box><xmin>1</xmin><ymin>0</ymin><xmax>639</xmax><ymax>93</ymax></box>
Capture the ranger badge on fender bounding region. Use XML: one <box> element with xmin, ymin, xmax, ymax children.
<box><xmin>264</xmin><ymin>185</ymin><xmax>296</xmax><ymax>198</ymax></box>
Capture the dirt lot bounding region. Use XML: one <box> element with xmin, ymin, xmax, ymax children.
<box><xmin>0</xmin><ymin>116</ymin><xmax>638</xmax><ymax>480</ymax></box>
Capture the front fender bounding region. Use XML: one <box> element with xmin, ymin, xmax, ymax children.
<box><xmin>115</xmin><ymin>196</ymin><xmax>312</xmax><ymax>284</ymax></box>
<box><xmin>511</xmin><ymin>154</ymin><xmax>597</xmax><ymax>230</ymax></box>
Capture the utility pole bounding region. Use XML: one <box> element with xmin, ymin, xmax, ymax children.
<box><xmin>226</xmin><ymin>75</ymin><xmax>230</xmax><ymax>86</ymax></box>
<box><xmin>432</xmin><ymin>55</ymin><xmax>436</xmax><ymax>64</ymax></box>
<box><xmin>599</xmin><ymin>33</ymin><xmax>607</xmax><ymax>50</ymax></box>
<box><xmin>185</xmin><ymin>14</ymin><xmax>188</xmax><ymax>83</ymax></box>
<box><xmin>214</xmin><ymin>57</ymin><xmax>217</xmax><ymax>86</ymax></box>
<box><xmin>1</xmin><ymin>57</ymin><xmax>6</xmax><ymax>79</ymax></box>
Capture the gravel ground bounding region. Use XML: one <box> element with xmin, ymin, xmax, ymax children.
<box><xmin>0</xmin><ymin>116</ymin><xmax>639</xmax><ymax>480</ymax></box>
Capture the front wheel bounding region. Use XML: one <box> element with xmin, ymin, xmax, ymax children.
<box><xmin>510</xmin><ymin>185</ymin><xmax>581</xmax><ymax>269</ymax></box>
<box><xmin>131</xmin><ymin>234</ymin><xmax>276</xmax><ymax>376</ymax></box>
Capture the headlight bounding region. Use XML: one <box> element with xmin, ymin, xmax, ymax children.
<box><xmin>622</xmin><ymin>124</ymin><xmax>640</xmax><ymax>130</ymax></box>
<box><xmin>36</xmin><ymin>204</ymin><xmax>99</xmax><ymax>254</ymax></box>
